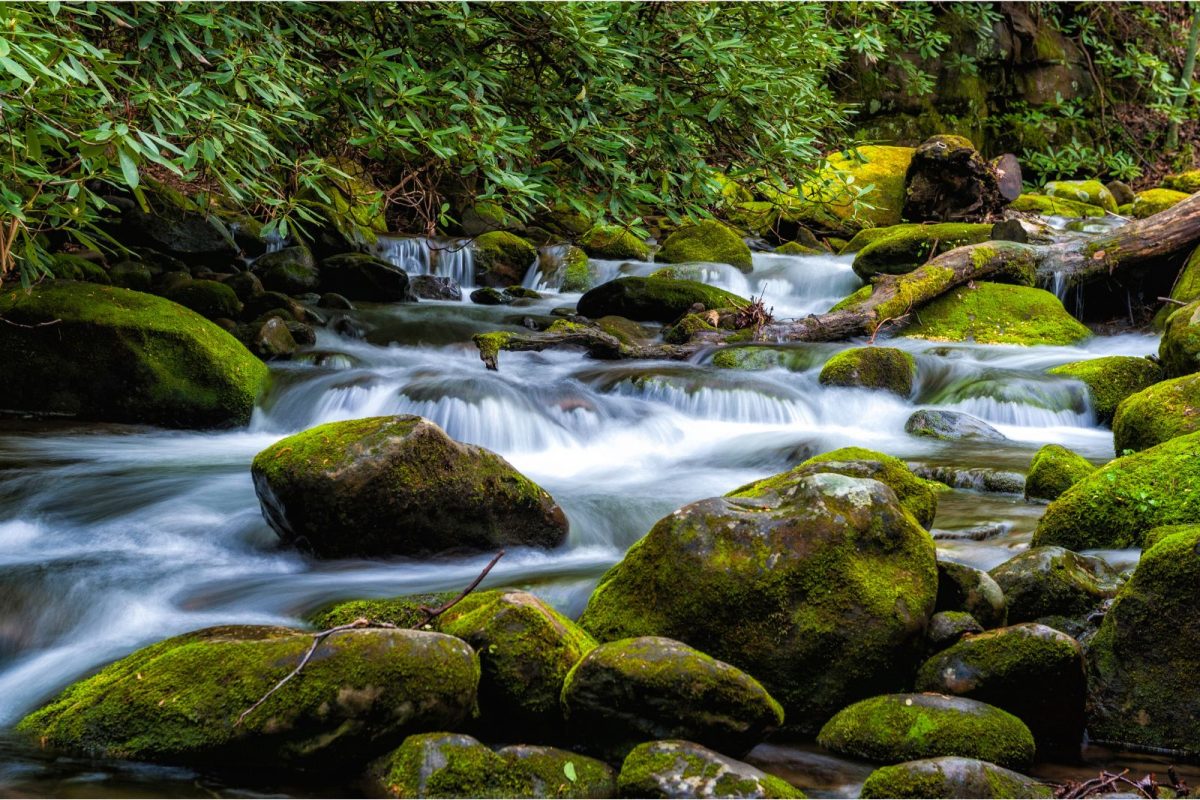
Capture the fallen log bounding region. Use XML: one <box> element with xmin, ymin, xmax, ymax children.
<box><xmin>474</xmin><ymin>192</ymin><xmax>1200</xmax><ymax>369</ymax></box>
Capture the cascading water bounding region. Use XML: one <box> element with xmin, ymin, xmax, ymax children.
<box><xmin>375</xmin><ymin>235</ymin><xmax>476</xmax><ymax>291</ymax></box>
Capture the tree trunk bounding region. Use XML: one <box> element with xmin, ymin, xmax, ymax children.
<box><xmin>1167</xmin><ymin>4</ymin><xmax>1200</xmax><ymax>153</ymax></box>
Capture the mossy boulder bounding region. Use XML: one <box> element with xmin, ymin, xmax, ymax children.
<box><xmin>773</xmin><ymin>241</ymin><xmax>825</xmax><ymax>256</ymax></box>
<box><xmin>557</xmin><ymin>246</ymin><xmax>595</xmax><ymax>293</ymax></box>
<box><xmin>841</xmin><ymin>224</ymin><xmax>916</xmax><ymax>255</ymax></box>
<box><xmin>225</xmin><ymin>270</ymin><xmax>265</xmax><ymax>302</ymax></box>
<box><xmin>788</xmin><ymin>447</ymin><xmax>941</xmax><ymax>529</ymax></box>
<box><xmin>576</xmin><ymin>277</ymin><xmax>746</xmax><ymax>323</ymax></box>
<box><xmin>988</xmin><ymin>547</ymin><xmax>1122</xmax><ymax>625</ymax></box>
<box><xmin>18</xmin><ymin>626</ymin><xmax>479</xmax><ymax>768</ymax></box>
<box><xmin>234</xmin><ymin>316</ymin><xmax>297</xmax><ymax>361</ymax></box>
<box><xmin>578</xmin><ymin>224</ymin><xmax>650</xmax><ymax>262</ymax></box>
<box><xmin>1131</xmin><ymin>188</ymin><xmax>1190</xmax><ymax>219</ymax></box>
<box><xmin>0</xmin><ymin>281</ymin><xmax>267</xmax><ymax>428</ymax></box>
<box><xmin>308</xmin><ymin>592</ymin><xmax>460</xmax><ymax>629</ymax></box>
<box><xmin>252</xmin><ymin>246</ymin><xmax>319</xmax><ymax>295</ymax></box>
<box><xmin>1163</xmin><ymin>170</ymin><xmax>1200</xmax><ymax>193</ymax></box>
<box><xmin>915</xmin><ymin>624</ymin><xmax>1085</xmax><ymax>755</ymax></box>
<box><xmin>1087</xmin><ymin>526</ymin><xmax>1200</xmax><ymax>756</ymax></box>
<box><xmin>1032</xmin><ymin>432</ymin><xmax>1200</xmax><ymax>550</ymax></box>
<box><xmin>818</xmin><ymin>347</ymin><xmax>916</xmax><ymax>396</ymax></box>
<box><xmin>1009</xmin><ymin>193</ymin><xmax>1106</xmax><ymax>219</ymax></box>
<box><xmin>1047</xmin><ymin>356</ymin><xmax>1162</xmax><ymax>423</ymax></box>
<box><xmin>817</xmin><ymin>693</ymin><xmax>1035</xmax><ymax>769</ymax></box>
<box><xmin>109</xmin><ymin>260</ymin><xmax>156</xmax><ymax>291</ymax></box>
<box><xmin>902</xmin><ymin>283</ymin><xmax>1090</xmax><ymax>346</ymax></box>
<box><xmin>860</xmin><ymin>757</ymin><xmax>1051</xmax><ymax>799</ymax></box>
<box><xmin>497</xmin><ymin>745</ymin><xmax>617</xmax><ymax>799</ymax></box>
<box><xmin>1024</xmin><ymin>444</ymin><xmax>1094</xmax><ymax>502</ymax></box>
<box><xmin>472</xmin><ymin>231</ymin><xmax>539</xmax><ymax>288</ymax></box>
<box><xmin>561</xmin><ymin>637</ymin><xmax>784</xmax><ymax>758</ymax></box>
<box><xmin>164</xmin><ymin>279</ymin><xmax>242</xmax><ymax>320</ymax></box>
<box><xmin>804</xmin><ymin>145</ymin><xmax>915</xmax><ymax>230</ymax></box>
<box><xmin>617</xmin><ymin>740</ymin><xmax>803</xmax><ymax>799</ymax></box>
<box><xmin>927</xmin><ymin>612</ymin><xmax>983</xmax><ymax>653</ymax></box>
<box><xmin>119</xmin><ymin>184</ymin><xmax>239</xmax><ymax>265</ymax></box>
<box><xmin>577</xmin><ymin>472</ymin><xmax>938</xmax><ymax>733</ymax></box>
<box><xmin>852</xmin><ymin>223</ymin><xmax>992</xmax><ymax>279</ymax></box>
<box><xmin>250</xmin><ymin>415</ymin><xmax>568</xmax><ymax>558</ymax></box>
<box><xmin>319</xmin><ymin>253</ymin><xmax>414</xmax><ymax>302</ymax></box>
<box><xmin>1160</xmin><ymin>299</ymin><xmax>1200</xmax><ymax>377</ymax></box>
<box><xmin>905</xmin><ymin>410</ymin><xmax>1005</xmax><ymax>441</ymax></box>
<box><xmin>1112</xmin><ymin>373</ymin><xmax>1200</xmax><ymax>453</ymax></box>
<box><xmin>1156</xmin><ymin>246</ymin><xmax>1200</xmax><ymax>329</ymax></box>
<box><xmin>437</xmin><ymin>590</ymin><xmax>596</xmax><ymax>737</ymax></box>
<box><xmin>1043</xmin><ymin>180</ymin><xmax>1117</xmax><ymax>213</ymax></box>
<box><xmin>935</xmin><ymin>561</ymin><xmax>1006</xmax><ymax>629</ymax></box>
<box><xmin>657</xmin><ymin>221</ymin><xmax>753</xmax><ymax>273</ymax></box>
<box><xmin>51</xmin><ymin>253</ymin><xmax>110</xmax><ymax>284</ymax></box>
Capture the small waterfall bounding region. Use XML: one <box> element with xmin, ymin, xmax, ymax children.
<box><xmin>525</xmin><ymin>244</ymin><xmax>571</xmax><ymax>291</ymax></box>
<box><xmin>431</xmin><ymin>239</ymin><xmax>475</xmax><ymax>288</ymax></box>
<box><xmin>375</xmin><ymin>236</ymin><xmax>476</xmax><ymax>290</ymax></box>
<box><xmin>376</xmin><ymin>236</ymin><xmax>432</xmax><ymax>273</ymax></box>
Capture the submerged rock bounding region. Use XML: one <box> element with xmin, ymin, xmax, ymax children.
<box><xmin>657</xmin><ymin>220</ymin><xmax>753</xmax><ymax>273</ymax></box>
<box><xmin>860</xmin><ymin>757</ymin><xmax>1051</xmax><ymax>799</ymax></box>
<box><xmin>576</xmin><ymin>277</ymin><xmax>746</xmax><ymax>322</ymax></box>
<box><xmin>577</xmin><ymin>471</ymin><xmax>937</xmax><ymax>733</ymax></box>
<box><xmin>935</xmin><ymin>560</ymin><xmax>1006</xmax><ymax>629</ymax></box>
<box><xmin>1024</xmin><ymin>444</ymin><xmax>1094</xmax><ymax>501</ymax></box>
<box><xmin>916</xmin><ymin>466</ymin><xmax>1024</xmax><ymax>495</ymax></box>
<box><xmin>1047</xmin><ymin>356</ymin><xmax>1162</xmax><ymax>424</ymax></box>
<box><xmin>0</xmin><ymin>281</ymin><xmax>267</xmax><ymax>428</ymax></box>
<box><xmin>988</xmin><ymin>547</ymin><xmax>1122</xmax><ymax>625</ymax></box>
<box><xmin>817</xmin><ymin>693</ymin><xmax>1035</xmax><ymax>769</ymax></box>
<box><xmin>818</xmin><ymin>347</ymin><xmax>916</xmax><ymax>396</ymax></box>
<box><xmin>319</xmin><ymin>253</ymin><xmax>414</xmax><ymax>301</ymax></box>
<box><xmin>617</xmin><ymin>740</ymin><xmax>803</xmax><ymax>799</ymax></box>
<box><xmin>903</xmin><ymin>283</ymin><xmax>1090</xmax><ymax>346</ymax></box>
<box><xmin>18</xmin><ymin>626</ymin><xmax>479</xmax><ymax>768</ymax></box>
<box><xmin>251</xmin><ymin>415</ymin><xmax>568</xmax><ymax>558</ymax></box>
<box><xmin>905</xmin><ymin>410</ymin><xmax>1006</xmax><ymax>441</ymax></box>
<box><xmin>852</xmin><ymin>222</ymin><xmax>992</xmax><ymax>279</ymax></box>
<box><xmin>578</xmin><ymin>224</ymin><xmax>650</xmax><ymax>262</ymax></box>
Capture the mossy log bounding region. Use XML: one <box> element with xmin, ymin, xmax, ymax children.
<box><xmin>475</xmin><ymin>193</ymin><xmax>1200</xmax><ymax>368</ymax></box>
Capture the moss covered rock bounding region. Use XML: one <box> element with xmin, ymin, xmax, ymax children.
<box><xmin>902</xmin><ymin>283</ymin><xmax>1090</xmax><ymax>346</ymax></box>
<box><xmin>927</xmin><ymin>612</ymin><xmax>983</xmax><ymax>653</ymax></box>
<box><xmin>1024</xmin><ymin>444</ymin><xmax>1094</xmax><ymax>502</ymax></box>
<box><xmin>841</xmin><ymin>224</ymin><xmax>916</xmax><ymax>255</ymax></box>
<box><xmin>497</xmin><ymin>745</ymin><xmax>617</xmax><ymax>799</ymax></box>
<box><xmin>988</xmin><ymin>547</ymin><xmax>1122</xmax><ymax>624</ymax></box>
<box><xmin>577</xmin><ymin>277</ymin><xmax>746</xmax><ymax>323</ymax></box>
<box><xmin>555</xmin><ymin>246</ymin><xmax>595</xmax><ymax>293</ymax></box>
<box><xmin>0</xmin><ymin>281</ymin><xmax>267</xmax><ymax>428</ymax></box>
<box><xmin>773</xmin><ymin>241</ymin><xmax>825</xmax><ymax>256</ymax></box>
<box><xmin>18</xmin><ymin>626</ymin><xmax>479</xmax><ymax>768</ymax></box>
<box><xmin>1156</xmin><ymin>246</ymin><xmax>1200</xmax><ymax>330</ymax></box>
<box><xmin>1047</xmin><ymin>356</ymin><xmax>1162</xmax><ymax>424</ymax></box>
<box><xmin>319</xmin><ymin>253</ymin><xmax>414</xmax><ymax>302</ymax></box>
<box><xmin>618</xmin><ymin>740</ymin><xmax>803</xmax><ymax>799</ymax></box>
<box><xmin>578</xmin><ymin>472</ymin><xmax>937</xmax><ymax>733</ymax></box>
<box><xmin>164</xmin><ymin>279</ymin><xmax>242</xmax><ymax>320</ymax></box>
<box><xmin>657</xmin><ymin>221</ymin><xmax>753</xmax><ymax>273</ymax></box>
<box><xmin>51</xmin><ymin>253</ymin><xmax>110</xmax><ymax>284</ymax></box>
<box><xmin>1112</xmin><ymin>373</ymin><xmax>1200</xmax><ymax>453</ymax></box>
<box><xmin>1087</xmin><ymin>527</ymin><xmax>1200</xmax><ymax>756</ymax></box>
<box><xmin>817</xmin><ymin>693</ymin><xmax>1035</xmax><ymax>769</ymax></box>
<box><xmin>1009</xmin><ymin>193</ymin><xmax>1106</xmax><ymax>219</ymax></box>
<box><xmin>860</xmin><ymin>757</ymin><xmax>1051</xmax><ymax>799</ymax></box>
<box><xmin>1043</xmin><ymin>180</ymin><xmax>1117</xmax><ymax>213</ymax></box>
<box><xmin>234</xmin><ymin>316</ymin><xmax>297</xmax><ymax>361</ymax></box>
<box><xmin>472</xmin><ymin>231</ymin><xmax>539</xmax><ymax>288</ymax></box>
<box><xmin>818</xmin><ymin>347</ymin><xmax>916</xmax><ymax>396</ymax></box>
<box><xmin>253</xmin><ymin>246</ymin><xmax>319</xmax><ymax>295</ymax></box>
<box><xmin>852</xmin><ymin>223</ymin><xmax>992</xmax><ymax>279</ymax></box>
<box><xmin>786</xmin><ymin>447</ymin><xmax>941</xmax><ymax>529</ymax></box>
<box><xmin>935</xmin><ymin>561</ymin><xmax>1006</xmax><ymax>629</ymax></box>
<box><xmin>1131</xmin><ymin>188</ymin><xmax>1190</xmax><ymax>219</ymax></box>
<box><xmin>251</xmin><ymin>415</ymin><xmax>568</xmax><ymax>558</ymax></box>
<box><xmin>1032</xmin><ymin>432</ymin><xmax>1200</xmax><ymax>550</ymax></box>
<box><xmin>905</xmin><ymin>410</ymin><xmax>1005</xmax><ymax>441</ymax></box>
<box><xmin>578</xmin><ymin>224</ymin><xmax>650</xmax><ymax>262</ymax></box>
<box><xmin>915</xmin><ymin>624</ymin><xmax>1085</xmax><ymax>755</ymax></box>
<box><xmin>1163</xmin><ymin>170</ymin><xmax>1200</xmax><ymax>193</ymax></box>
<box><xmin>109</xmin><ymin>260</ymin><xmax>156</xmax><ymax>291</ymax></box>
<box><xmin>119</xmin><ymin>183</ymin><xmax>239</xmax><ymax>265</ymax></box>
<box><xmin>561</xmin><ymin>637</ymin><xmax>783</xmax><ymax>758</ymax></box>
<box><xmin>1160</xmin><ymin>299</ymin><xmax>1200</xmax><ymax>378</ymax></box>
<box><xmin>308</xmin><ymin>592</ymin><xmax>461</xmax><ymax>629</ymax></box>
<box><xmin>804</xmin><ymin>145</ymin><xmax>915</xmax><ymax>230</ymax></box>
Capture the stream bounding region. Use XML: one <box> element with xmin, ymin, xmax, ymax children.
<box><xmin>0</xmin><ymin>241</ymin><xmax>1191</xmax><ymax>797</ymax></box>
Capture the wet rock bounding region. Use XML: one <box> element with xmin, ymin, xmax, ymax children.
<box><xmin>903</xmin><ymin>283</ymin><xmax>1090</xmax><ymax>346</ymax></box>
<box><xmin>1044</xmin><ymin>180</ymin><xmax>1117</xmax><ymax>213</ymax></box>
<box><xmin>0</xmin><ymin>281</ymin><xmax>266</xmax><ymax>428</ymax></box>
<box><xmin>17</xmin><ymin>626</ymin><xmax>479</xmax><ymax>768</ymax></box>
<box><xmin>285</xmin><ymin>321</ymin><xmax>316</xmax><ymax>346</ymax></box>
<box><xmin>903</xmin><ymin>136</ymin><xmax>1010</xmax><ymax>223</ymax></box>
<box><xmin>242</xmin><ymin>290</ymin><xmax>309</xmax><ymax>322</ymax></box>
<box><xmin>1106</xmin><ymin>181</ymin><xmax>1135</xmax><ymax>207</ymax></box>
<box><xmin>118</xmin><ymin>184</ymin><xmax>238</xmax><ymax>265</ymax></box>
<box><xmin>497</xmin><ymin>745</ymin><xmax>617</xmax><ymax>799</ymax></box>
<box><xmin>1159</xmin><ymin>299</ymin><xmax>1200</xmax><ymax>378</ymax></box>
<box><xmin>936</xmin><ymin>561</ymin><xmax>1007</xmax><ymax>629</ymax></box>
<box><xmin>318</xmin><ymin>292</ymin><xmax>354</xmax><ymax>310</ymax></box>
<box><xmin>251</xmin><ymin>415</ymin><xmax>568</xmax><ymax>558</ymax></box>
<box><xmin>657</xmin><ymin>220</ymin><xmax>753</xmax><ymax>273</ymax></box>
<box><xmin>577</xmin><ymin>277</ymin><xmax>747</xmax><ymax>323</ymax></box>
<box><xmin>818</xmin><ymin>347</ymin><xmax>916</xmax><ymax>396</ymax></box>
<box><xmin>1047</xmin><ymin>356</ymin><xmax>1162</xmax><ymax>424</ymax></box>
<box><xmin>1024</xmin><ymin>444</ymin><xmax>1094</xmax><ymax>501</ymax></box>
<box><xmin>578</xmin><ymin>224</ymin><xmax>650</xmax><ymax>262</ymax></box>
<box><xmin>817</xmin><ymin>693</ymin><xmax>1035</xmax><ymax>769</ymax></box>
<box><xmin>916</xmin><ymin>623</ymin><xmax>1086</xmax><ymax>756</ymax></box>
<box><xmin>156</xmin><ymin>270</ymin><xmax>195</xmax><ymax>295</ymax></box>
<box><xmin>617</xmin><ymin>740</ymin><xmax>803</xmax><ymax>799</ymax></box>
<box><xmin>470</xmin><ymin>287</ymin><xmax>511</xmax><ymax>305</ymax></box>
<box><xmin>409</xmin><ymin>275</ymin><xmax>462</xmax><ymax>301</ymax></box>
<box><xmin>852</xmin><ymin>223</ymin><xmax>992</xmax><ymax>278</ymax></box>
<box><xmin>792</xmin><ymin>447</ymin><xmax>941</xmax><ymax>529</ymax></box>
<box><xmin>235</xmin><ymin>316</ymin><xmax>297</xmax><ymax>361</ymax></box>
<box><xmin>860</xmin><ymin>757</ymin><xmax>1051</xmax><ymax>799</ymax></box>
<box><xmin>109</xmin><ymin>260</ymin><xmax>155</xmax><ymax>291</ymax></box>
<box><xmin>307</xmin><ymin>592</ymin><xmax>459</xmax><ymax>629</ymax></box>
<box><xmin>165</xmin><ymin>279</ymin><xmax>243</xmax><ymax>320</ymax></box>
<box><xmin>561</xmin><ymin>636</ymin><xmax>783</xmax><ymax>758</ymax></box>
<box><xmin>472</xmin><ymin>231</ymin><xmax>538</xmax><ymax>288</ymax></box>
<box><xmin>988</xmin><ymin>547</ymin><xmax>1122</xmax><ymax>625</ymax></box>
<box><xmin>504</xmin><ymin>285</ymin><xmax>542</xmax><ymax>300</ymax></box>
<box><xmin>926</xmin><ymin>611</ymin><xmax>983</xmax><ymax>652</ymax></box>
<box><xmin>252</xmin><ymin>246</ymin><xmax>319</xmax><ymax>294</ymax></box>
<box><xmin>578</xmin><ymin>472</ymin><xmax>937</xmax><ymax>733</ymax></box>
<box><xmin>931</xmin><ymin>523</ymin><xmax>1011</xmax><ymax>542</ymax></box>
<box><xmin>223</xmin><ymin>270</ymin><xmax>265</xmax><ymax>303</ymax></box>
<box><xmin>916</xmin><ymin>466</ymin><xmax>1023</xmax><ymax>494</ymax></box>
<box><xmin>905</xmin><ymin>410</ymin><xmax>1006</xmax><ymax>441</ymax></box>
<box><xmin>319</xmin><ymin>253</ymin><xmax>414</xmax><ymax>302</ymax></box>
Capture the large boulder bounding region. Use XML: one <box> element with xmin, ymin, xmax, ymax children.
<box><xmin>1154</xmin><ymin>245</ymin><xmax>1200</xmax><ymax>328</ymax></box>
<box><xmin>1088</xmin><ymin>526</ymin><xmax>1200</xmax><ymax>756</ymax></box>
<box><xmin>915</xmin><ymin>624</ymin><xmax>1085</xmax><ymax>755</ymax></box>
<box><xmin>905</xmin><ymin>410</ymin><xmax>1005</xmax><ymax>441</ymax></box>
<box><xmin>251</xmin><ymin>415</ymin><xmax>568</xmax><ymax>558</ymax></box>
<box><xmin>935</xmin><ymin>561</ymin><xmax>1006</xmax><ymax>629</ymax></box>
<box><xmin>1032</xmin><ymin>432</ymin><xmax>1200</xmax><ymax>550</ymax></box>
<box><xmin>902</xmin><ymin>283</ymin><xmax>1090</xmax><ymax>346</ymax></box>
<box><xmin>578</xmin><ymin>224</ymin><xmax>650</xmax><ymax>262</ymax></box>
<box><xmin>472</xmin><ymin>231</ymin><xmax>538</xmax><ymax>287</ymax></box>
<box><xmin>902</xmin><ymin>136</ymin><xmax>1009</xmax><ymax>223</ymax></box>
<box><xmin>797</xmin><ymin>145</ymin><xmax>915</xmax><ymax>230</ymax></box>
<box><xmin>1043</xmin><ymin>180</ymin><xmax>1117</xmax><ymax>213</ymax></box>
<box><xmin>576</xmin><ymin>277</ymin><xmax>746</xmax><ymax>323</ymax></box>
<box><xmin>816</xmin><ymin>694</ymin><xmax>1035</xmax><ymax>769</ymax></box>
<box><xmin>561</xmin><ymin>637</ymin><xmax>783</xmax><ymax>758</ymax></box>
<box><xmin>0</xmin><ymin>282</ymin><xmax>267</xmax><ymax>428</ymax></box>
<box><xmin>817</xmin><ymin>347</ymin><xmax>916</xmax><ymax>396</ymax></box>
<box><xmin>118</xmin><ymin>183</ymin><xmax>238</xmax><ymax>265</ymax></box>
<box><xmin>1112</xmin><ymin>373</ymin><xmax>1200</xmax><ymax>453</ymax></box>
<box><xmin>1047</xmin><ymin>356</ymin><xmax>1162</xmax><ymax>424</ymax></box>
<box><xmin>18</xmin><ymin>626</ymin><xmax>479</xmax><ymax>768</ymax></box>
<box><xmin>319</xmin><ymin>253</ymin><xmax>414</xmax><ymax>302</ymax></box>
<box><xmin>617</xmin><ymin>740</ymin><xmax>803</xmax><ymax>799</ymax></box>
<box><xmin>164</xmin><ymin>279</ymin><xmax>243</xmax><ymax>320</ymax></box>
<box><xmin>860</xmin><ymin>757</ymin><xmax>1051</xmax><ymax>799</ymax></box>
<box><xmin>1160</xmin><ymin>299</ymin><xmax>1200</xmax><ymax>377</ymax></box>
<box><xmin>988</xmin><ymin>547</ymin><xmax>1122</xmax><ymax>626</ymax></box>
<box><xmin>1024</xmin><ymin>444</ymin><xmax>1094</xmax><ymax>502</ymax></box>
<box><xmin>656</xmin><ymin>221</ymin><xmax>753</xmax><ymax>273</ymax></box>
<box><xmin>852</xmin><ymin>222</ymin><xmax>992</xmax><ymax>279</ymax></box>
<box><xmin>577</xmin><ymin>471</ymin><xmax>938</xmax><ymax>733</ymax></box>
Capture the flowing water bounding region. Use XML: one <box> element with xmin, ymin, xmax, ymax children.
<box><xmin>0</xmin><ymin>244</ymin><xmax>1178</xmax><ymax>796</ymax></box>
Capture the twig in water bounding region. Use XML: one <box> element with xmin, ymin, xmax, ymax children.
<box><xmin>413</xmin><ymin>549</ymin><xmax>506</xmax><ymax>628</ymax></box>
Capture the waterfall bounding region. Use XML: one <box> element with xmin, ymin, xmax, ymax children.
<box><xmin>375</xmin><ymin>236</ymin><xmax>475</xmax><ymax>289</ymax></box>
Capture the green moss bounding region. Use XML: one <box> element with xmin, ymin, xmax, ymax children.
<box><xmin>1131</xmin><ymin>188</ymin><xmax>1190</xmax><ymax>219</ymax></box>
<box><xmin>657</xmin><ymin>220</ymin><xmax>753</xmax><ymax>273</ymax></box>
<box><xmin>853</xmin><ymin>223</ymin><xmax>992</xmax><ymax>279</ymax></box>
<box><xmin>818</xmin><ymin>347</ymin><xmax>916</xmax><ymax>396</ymax></box>
<box><xmin>307</xmin><ymin>592</ymin><xmax>460</xmax><ymax>629</ymax></box>
<box><xmin>1010</xmin><ymin>193</ymin><xmax>1106</xmax><ymax>219</ymax></box>
<box><xmin>578</xmin><ymin>224</ymin><xmax>650</xmax><ymax>262</ymax></box>
<box><xmin>165</xmin><ymin>279</ymin><xmax>242</xmax><ymax>320</ymax></box>
<box><xmin>497</xmin><ymin>745</ymin><xmax>616</xmax><ymax>799</ymax></box>
<box><xmin>710</xmin><ymin>345</ymin><xmax>823</xmax><ymax>372</ymax></box>
<box><xmin>1163</xmin><ymin>170</ymin><xmax>1200</xmax><ymax>193</ymax></box>
<box><xmin>559</xmin><ymin>246</ymin><xmax>594</xmax><ymax>293</ymax></box>
<box><xmin>817</xmin><ymin>694</ymin><xmax>1036</xmax><ymax>769</ymax></box>
<box><xmin>797</xmin><ymin>145</ymin><xmax>914</xmax><ymax>230</ymax></box>
<box><xmin>663</xmin><ymin>312</ymin><xmax>719</xmax><ymax>345</ymax></box>
<box><xmin>861</xmin><ymin>758</ymin><xmax>1051</xmax><ymax>799</ymax></box>
<box><xmin>473</xmin><ymin>231</ymin><xmax>538</xmax><ymax>286</ymax></box>
<box><xmin>595</xmin><ymin>315</ymin><xmax>651</xmax><ymax>346</ymax></box>
<box><xmin>1047</xmin><ymin>356</ymin><xmax>1163</xmax><ymax>423</ymax></box>
<box><xmin>1160</xmin><ymin>300</ymin><xmax>1200</xmax><ymax>378</ymax></box>
<box><xmin>1044</xmin><ymin>180</ymin><xmax>1117</xmax><ymax>213</ymax></box>
<box><xmin>576</xmin><ymin>276</ymin><xmax>747</xmax><ymax>323</ymax></box>
<box><xmin>474</xmin><ymin>331</ymin><xmax>514</xmax><ymax>364</ymax></box>
<box><xmin>1025</xmin><ymin>444</ymin><xmax>1094</xmax><ymax>502</ymax></box>
<box><xmin>378</xmin><ymin>733</ymin><xmax>522</xmax><ymax>799</ymax></box>
<box><xmin>51</xmin><ymin>253</ymin><xmax>111</xmax><ymax>284</ymax></box>
<box><xmin>617</xmin><ymin>741</ymin><xmax>804</xmax><ymax>799</ymax></box>
<box><xmin>829</xmin><ymin>284</ymin><xmax>873</xmax><ymax>312</ymax></box>
<box><xmin>1159</xmin><ymin>246</ymin><xmax>1200</xmax><ymax>329</ymax></box>
<box><xmin>774</xmin><ymin>241</ymin><xmax>825</xmax><ymax>256</ymax></box>
<box><xmin>902</xmin><ymin>282</ymin><xmax>1090</xmax><ymax>346</ymax></box>
<box><xmin>1112</xmin><ymin>373</ymin><xmax>1200</xmax><ymax>453</ymax></box>
<box><xmin>988</xmin><ymin>547</ymin><xmax>1122</xmax><ymax>624</ymax></box>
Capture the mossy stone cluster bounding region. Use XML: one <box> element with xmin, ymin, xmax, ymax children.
<box><xmin>1130</xmin><ymin>188</ymin><xmax>1190</xmax><ymax>218</ymax></box>
<box><xmin>576</xmin><ymin>277</ymin><xmax>747</xmax><ymax>323</ymax></box>
<box><xmin>1009</xmin><ymin>193</ymin><xmax>1106</xmax><ymax>218</ymax></box>
<box><xmin>988</xmin><ymin>547</ymin><xmax>1122</xmax><ymax>624</ymax></box>
<box><xmin>1043</xmin><ymin>180</ymin><xmax>1117</xmax><ymax>213</ymax></box>
<box><xmin>852</xmin><ymin>223</ymin><xmax>991</xmax><ymax>279</ymax></box>
<box><xmin>1112</xmin><ymin>372</ymin><xmax>1200</xmax><ymax>453</ymax></box>
<box><xmin>1024</xmin><ymin>444</ymin><xmax>1094</xmax><ymax>502</ymax></box>
<box><xmin>471</xmin><ymin>231</ymin><xmax>539</xmax><ymax>287</ymax></box>
<box><xmin>1159</xmin><ymin>299</ymin><xmax>1200</xmax><ymax>378</ymax></box>
<box><xmin>817</xmin><ymin>693</ymin><xmax>1036</xmax><ymax>769</ymax></box>
<box><xmin>617</xmin><ymin>740</ymin><xmax>804</xmax><ymax>799</ymax></box>
<box><xmin>860</xmin><ymin>757</ymin><xmax>1051</xmax><ymax>799</ymax></box>
<box><xmin>656</xmin><ymin>220</ymin><xmax>753</xmax><ymax>273</ymax></box>
<box><xmin>1047</xmin><ymin>356</ymin><xmax>1162</xmax><ymax>423</ymax></box>
<box><xmin>0</xmin><ymin>281</ymin><xmax>267</xmax><ymax>428</ymax></box>
<box><xmin>578</xmin><ymin>224</ymin><xmax>651</xmax><ymax>262</ymax></box>
<box><xmin>1032</xmin><ymin>432</ymin><xmax>1200</xmax><ymax>550</ymax></box>
<box><xmin>818</xmin><ymin>346</ymin><xmax>916</xmax><ymax>396</ymax></box>
<box><xmin>578</xmin><ymin>471</ymin><xmax>937</xmax><ymax>733</ymax></box>
<box><xmin>18</xmin><ymin>626</ymin><xmax>479</xmax><ymax>768</ymax></box>
<box><xmin>902</xmin><ymin>282</ymin><xmax>1090</xmax><ymax>346</ymax></box>
<box><xmin>250</xmin><ymin>415</ymin><xmax>568</xmax><ymax>558</ymax></box>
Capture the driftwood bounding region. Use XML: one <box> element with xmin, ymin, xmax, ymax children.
<box><xmin>475</xmin><ymin>191</ymin><xmax>1200</xmax><ymax>369</ymax></box>
<box><xmin>1053</xmin><ymin>766</ymin><xmax>1191</xmax><ymax>799</ymax></box>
